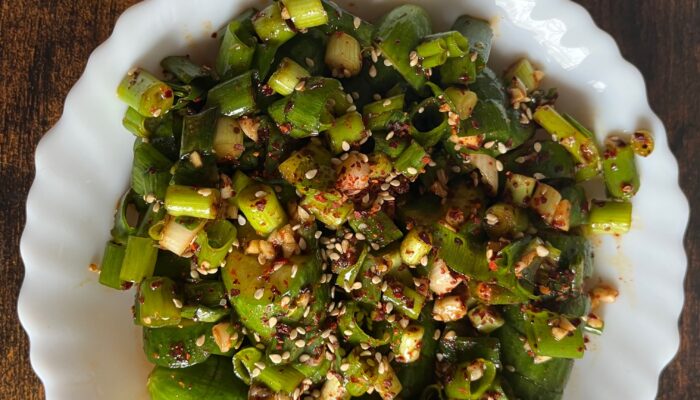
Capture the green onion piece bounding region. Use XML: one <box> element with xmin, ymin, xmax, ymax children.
<box><xmin>196</xmin><ymin>220</ymin><xmax>237</xmax><ymax>270</ymax></box>
<box><xmin>325</xmin><ymin>31</ymin><xmax>363</xmax><ymax>77</ymax></box>
<box><xmin>300</xmin><ymin>189</ymin><xmax>353</xmax><ymax>229</ymax></box>
<box><xmin>216</xmin><ymin>12</ymin><xmax>257</xmax><ymax>79</ymax></box>
<box><xmin>278</xmin><ymin>142</ymin><xmax>335</xmax><ymax>193</ymax></box>
<box><xmin>233</xmin><ymin>346</ymin><xmax>306</xmax><ymax>393</ymax></box>
<box><xmin>340</xmin><ymin>348</ymin><xmax>375</xmax><ymax>396</ymax></box>
<box><xmin>122</xmin><ymin>107</ymin><xmax>150</xmax><ymax>138</ymax></box>
<box><xmin>110</xmin><ymin>191</ymin><xmax>138</xmax><ymax>244</ymax></box>
<box><xmin>588</xmin><ymin>201</ymin><xmax>632</xmax><ymax>235</ymax></box>
<box><xmin>252</xmin><ymin>2</ymin><xmax>297</xmax><ymax>45</ymax></box>
<box><xmin>467</xmin><ymin>304</ymin><xmax>505</xmax><ymax>333</ymax></box>
<box><xmin>184</xmin><ymin>281</ymin><xmax>227</xmax><ymax>308</ymax></box>
<box><xmin>135</xmin><ymin>277</ymin><xmax>182</xmax><ymax>328</ymax></box>
<box><xmin>338</xmin><ymin>303</ymin><xmax>391</xmax><ymax>347</ymax></box>
<box><xmin>372</xmin><ymin>357</ymin><xmax>402</xmax><ymax>399</ymax></box>
<box><xmin>395</xmin><ymin>141</ymin><xmax>429</xmax><ymax>178</ymax></box>
<box><xmin>335</xmin><ymin>244</ymin><xmax>368</xmax><ymax>288</ymax></box>
<box><xmin>505</xmin><ymin>58</ymin><xmax>540</xmax><ymax>92</ymax></box>
<box><xmin>120</xmin><ymin>235</ymin><xmax>158</xmax><ymax>283</ymax></box>
<box><xmin>165</xmin><ymin>185</ymin><xmax>220</xmax><ymax>220</ymax></box>
<box><xmin>373</xmin><ymin>130</ymin><xmax>409</xmax><ymax>158</ymax></box>
<box><xmin>383</xmin><ymin>279</ymin><xmax>426</xmax><ymax>319</ymax></box>
<box><xmin>161</xmin><ymin>56</ymin><xmax>211</xmax><ymax>84</ymax></box>
<box><xmin>631</xmin><ymin>129</ymin><xmax>655</xmax><ymax>157</ymax></box>
<box><xmin>98</xmin><ymin>241</ymin><xmax>127</xmax><ymax>290</ymax></box>
<box><xmin>321</xmin><ymin>0</ymin><xmax>374</xmax><ymax>47</ymax></box>
<box><xmin>452</xmin><ymin>15</ymin><xmax>494</xmax><ymax>65</ymax></box>
<box><xmin>363</xmin><ymin>94</ymin><xmax>405</xmax><ymax>116</ymax></box>
<box><xmin>268</xmin><ymin>57</ymin><xmax>311</xmax><ymax>96</ymax></box>
<box><xmin>252</xmin><ymin>42</ymin><xmax>280</xmax><ymax>80</ymax></box>
<box><xmin>148</xmin><ymin>356</ymin><xmax>248</xmax><ymax>399</ymax></box>
<box><xmin>400</xmin><ymin>227</ymin><xmax>433</xmax><ymax>266</ymax></box>
<box><xmin>410</xmin><ymin>97</ymin><xmax>451</xmax><ymax>148</ymax></box>
<box><xmin>416</xmin><ymin>37</ymin><xmax>446</xmax><ymax>59</ymax></box>
<box><xmin>268</xmin><ymin>77</ymin><xmax>343</xmax><ymax>138</ymax></box>
<box><xmin>483</xmin><ymin>203</ymin><xmax>528</xmax><ymax>239</ymax></box>
<box><xmin>325</xmin><ymin>111</ymin><xmax>367</xmax><ymax>154</ymax></box>
<box><xmin>368</xmin><ymin>152</ymin><xmax>393</xmax><ymax>180</ymax></box>
<box><xmin>444</xmin><ymin>87</ymin><xmax>477</xmax><ymax>120</ymax></box>
<box><xmin>524</xmin><ymin>310</ymin><xmax>585</xmax><ymax>359</ymax></box>
<box><xmin>444</xmin><ymin>361</ymin><xmax>471</xmax><ymax>399</ymax></box>
<box><xmin>320</xmin><ymin>373</ymin><xmax>351</xmax><ymax>399</ymax></box>
<box><xmin>232</xmin><ymin>347</ymin><xmax>262</xmax><ymax>385</ymax></box>
<box><xmin>232</xmin><ymin>170</ymin><xmax>253</xmax><ymax>197</ymax></box>
<box><xmin>206</xmin><ymin>71</ymin><xmax>257</xmax><ymax>118</ymax></box>
<box><xmin>602</xmin><ymin>135</ymin><xmax>640</xmax><ymax>200</ymax></box>
<box><xmin>213</xmin><ymin>116</ymin><xmax>245</xmax><ymax>162</ymax></box>
<box><xmin>432</xmin><ymin>222</ymin><xmax>489</xmax><ymax>280</ymax></box>
<box><xmin>504</xmin><ymin>173</ymin><xmax>537</xmax><ymax>207</ymax></box>
<box><xmin>348</xmin><ymin>210</ymin><xmax>403</xmax><ymax>249</ymax></box>
<box><xmin>393</xmin><ymin>324</ymin><xmax>425</xmax><ymax>363</ymax></box>
<box><xmin>373</xmin><ymin>5</ymin><xmax>432</xmax><ymax>90</ymax></box>
<box><xmin>533</xmin><ymin>105</ymin><xmax>601</xmax><ymax>181</ymax></box>
<box><xmin>159</xmin><ymin>216</ymin><xmax>206</xmax><ymax>256</ymax></box>
<box><xmin>180</xmin><ymin>107</ymin><xmax>219</xmax><ymax>157</ymax></box>
<box><xmin>282</xmin><ymin>0</ymin><xmax>329</xmax><ymax>29</ymax></box>
<box><xmin>440</xmin><ymin>54</ymin><xmax>477</xmax><ymax>85</ymax></box>
<box><xmin>237</xmin><ymin>183</ymin><xmax>288</xmax><ymax>236</ymax></box>
<box><xmin>529</xmin><ymin>182</ymin><xmax>562</xmax><ymax>225</ymax></box>
<box><xmin>117</xmin><ymin>68</ymin><xmax>174</xmax><ymax>117</ymax></box>
<box><xmin>132</xmin><ymin>141</ymin><xmax>172</xmax><ymax>200</ymax></box>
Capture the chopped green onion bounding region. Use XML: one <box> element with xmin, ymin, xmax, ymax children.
<box><xmin>325</xmin><ymin>31</ymin><xmax>363</xmax><ymax>77</ymax></box>
<box><xmin>135</xmin><ymin>277</ymin><xmax>182</xmax><ymax>328</ymax></box>
<box><xmin>120</xmin><ymin>235</ymin><xmax>158</xmax><ymax>283</ymax></box>
<box><xmin>237</xmin><ymin>183</ymin><xmax>288</xmax><ymax>236</ymax></box>
<box><xmin>505</xmin><ymin>58</ymin><xmax>540</xmax><ymax>92</ymax></box>
<box><xmin>268</xmin><ymin>57</ymin><xmax>311</xmax><ymax>96</ymax></box>
<box><xmin>252</xmin><ymin>2</ymin><xmax>297</xmax><ymax>45</ymax></box>
<box><xmin>159</xmin><ymin>216</ymin><xmax>206</xmax><ymax>256</ymax></box>
<box><xmin>165</xmin><ymin>185</ymin><xmax>220</xmax><ymax>220</ymax></box>
<box><xmin>444</xmin><ymin>87</ymin><xmax>477</xmax><ymax>120</ymax></box>
<box><xmin>161</xmin><ymin>56</ymin><xmax>212</xmax><ymax>84</ymax></box>
<box><xmin>98</xmin><ymin>241</ymin><xmax>127</xmax><ymax>290</ymax></box>
<box><xmin>282</xmin><ymin>0</ymin><xmax>329</xmax><ymax>29</ymax></box>
<box><xmin>195</xmin><ymin>220</ymin><xmax>237</xmax><ymax>270</ymax></box>
<box><xmin>400</xmin><ymin>227</ymin><xmax>433</xmax><ymax>266</ymax></box>
<box><xmin>117</xmin><ymin>68</ymin><xmax>174</xmax><ymax>117</ymax></box>
<box><xmin>216</xmin><ymin>12</ymin><xmax>257</xmax><ymax>79</ymax></box>
<box><xmin>300</xmin><ymin>190</ymin><xmax>353</xmax><ymax>229</ymax></box>
<box><xmin>206</xmin><ymin>71</ymin><xmax>257</xmax><ymax>118</ymax></box>
<box><xmin>180</xmin><ymin>108</ymin><xmax>219</xmax><ymax>157</ymax></box>
<box><xmin>325</xmin><ymin>111</ymin><xmax>367</xmax><ymax>154</ymax></box>
<box><xmin>602</xmin><ymin>135</ymin><xmax>640</xmax><ymax>200</ymax></box>
<box><xmin>213</xmin><ymin>116</ymin><xmax>245</xmax><ymax>162</ymax></box>
<box><xmin>395</xmin><ymin>141</ymin><xmax>429</xmax><ymax>178</ymax></box>
<box><xmin>588</xmin><ymin>201</ymin><xmax>632</xmax><ymax>235</ymax></box>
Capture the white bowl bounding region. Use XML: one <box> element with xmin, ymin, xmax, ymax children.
<box><xmin>19</xmin><ymin>0</ymin><xmax>689</xmax><ymax>399</ymax></box>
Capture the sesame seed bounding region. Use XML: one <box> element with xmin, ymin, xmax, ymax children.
<box><xmin>534</xmin><ymin>142</ymin><xmax>542</xmax><ymax>152</ymax></box>
<box><xmin>383</xmin><ymin>58</ymin><xmax>393</xmax><ymax>67</ymax></box>
<box><xmin>406</xmin><ymin>167</ymin><xmax>418</xmax><ymax>175</ymax></box>
<box><xmin>484</xmin><ymin>141</ymin><xmax>495</xmax><ymax>149</ymax></box>
<box><xmin>496</xmin><ymin>160</ymin><xmax>504</xmax><ymax>171</ymax></box>
<box><xmin>534</xmin><ymin>172</ymin><xmax>546</xmax><ymax>180</ymax></box>
<box><xmin>341</xmin><ymin>141</ymin><xmax>351</xmax><ymax>151</ymax></box>
<box><xmin>383</xmin><ymin>99</ymin><xmax>392</xmax><ymax>107</ymax></box>
<box><xmin>172</xmin><ymin>298</ymin><xmax>183</xmax><ymax>309</ymax></box>
<box><xmin>254</xmin><ymin>288</ymin><xmax>264</xmax><ymax>300</ymax></box>
<box><xmin>189</xmin><ymin>151</ymin><xmax>203</xmax><ymax>168</ymax></box>
<box><xmin>344</xmin><ymin>329</ymin><xmax>354</xmax><ymax>336</ymax></box>
<box><xmin>485</xmin><ymin>213</ymin><xmax>499</xmax><ymax>225</ymax></box>
<box><xmin>290</xmin><ymin>329</ymin><xmax>298</xmax><ymax>340</ymax></box>
<box><xmin>269</xmin><ymin>354</ymin><xmax>283</xmax><ymax>364</ymax></box>
<box><xmin>195</xmin><ymin>335</ymin><xmax>206</xmax><ymax>347</ymax></box>
<box><xmin>386</xmin><ymin>131</ymin><xmax>395</xmax><ymax>140</ymax></box>
<box><xmin>352</xmin><ymin>282</ymin><xmax>363</xmax><ymax>290</ymax></box>
<box><xmin>353</xmin><ymin>16</ymin><xmax>361</xmax><ymax>29</ymax></box>
<box><xmin>536</xmin><ymin>245</ymin><xmax>550</xmax><ymax>257</ymax></box>
<box><xmin>268</xmin><ymin>317</ymin><xmax>278</xmax><ymax>328</ymax></box>
<box><xmin>251</xmin><ymin>368</ymin><xmax>261</xmax><ymax>378</ymax></box>
<box><xmin>305</xmin><ymin>169</ymin><xmax>318</xmax><ymax>179</ymax></box>
<box><xmin>197</xmin><ymin>188</ymin><xmax>212</xmax><ymax>197</ymax></box>
<box><xmin>340</xmin><ymin>363</ymin><xmax>350</xmax><ymax>371</ymax></box>
<box><xmin>386</xmin><ymin>302</ymin><xmax>394</xmax><ymax>313</ymax></box>
<box><xmin>498</xmin><ymin>142</ymin><xmax>508</xmax><ymax>154</ymax></box>
<box><xmin>347</xmin><ymin>105</ymin><xmax>357</xmax><ymax>112</ymax></box>
<box><xmin>255</xmin><ymin>190</ymin><xmax>266</xmax><ymax>198</ymax></box>
<box><xmin>356</xmin><ymin>232</ymin><xmax>366</xmax><ymax>240</ymax></box>
<box><xmin>371</xmin><ymin>276</ymin><xmax>382</xmax><ymax>285</ymax></box>
<box><xmin>282</xmin><ymin>351</ymin><xmax>291</xmax><ymax>360</ymax></box>
<box><xmin>369</xmin><ymin>65</ymin><xmax>377</xmax><ymax>78</ymax></box>
<box><xmin>299</xmin><ymin>354</ymin><xmax>311</xmax><ymax>362</ymax></box>
<box><xmin>305</xmin><ymin>57</ymin><xmax>315</xmax><ymax>68</ymax></box>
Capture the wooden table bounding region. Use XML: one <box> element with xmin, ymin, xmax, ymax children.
<box><xmin>1</xmin><ymin>0</ymin><xmax>697</xmax><ymax>398</ymax></box>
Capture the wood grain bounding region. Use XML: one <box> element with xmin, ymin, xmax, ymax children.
<box><xmin>0</xmin><ymin>0</ymin><xmax>696</xmax><ymax>399</ymax></box>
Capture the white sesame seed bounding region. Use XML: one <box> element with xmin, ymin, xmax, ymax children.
<box><xmin>254</xmin><ymin>288</ymin><xmax>264</xmax><ymax>300</ymax></box>
<box><xmin>340</xmin><ymin>363</ymin><xmax>350</xmax><ymax>371</ymax></box>
<box><xmin>498</xmin><ymin>142</ymin><xmax>508</xmax><ymax>154</ymax></box>
<box><xmin>353</xmin><ymin>16</ymin><xmax>361</xmax><ymax>29</ymax></box>
<box><xmin>269</xmin><ymin>354</ymin><xmax>283</xmax><ymax>364</ymax></box>
<box><xmin>534</xmin><ymin>172</ymin><xmax>546</xmax><ymax>180</ymax></box>
<box><xmin>371</xmin><ymin>276</ymin><xmax>382</xmax><ymax>284</ymax></box>
<box><xmin>251</xmin><ymin>368</ymin><xmax>261</xmax><ymax>378</ymax></box>
<box><xmin>369</xmin><ymin>65</ymin><xmax>377</xmax><ymax>78</ymax></box>
<box><xmin>299</xmin><ymin>354</ymin><xmax>311</xmax><ymax>362</ymax></box>
<box><xmin>386</xmin><ymin>302</ymin><xmax>394</xmax><ymax>313</ymax></box>
<box><xmin>383</xmin><ymin>58</ymin><xmax>393</xmax><ymax>67</ymax></box>
<box><xmin>282</xmin><ymin>351</ymin><xmax>291</xmax><ymax>360</ymax></box>
<box><xmin>406</xmin><ymin>167</ymin><xmax>418</xmax><ymax>175</ymax></box>
<box><xmin>356</xmin><ymin>232</ymin><xmax>366</xmax><ymax>241</ymax></box>
<box><xmin>305</xmin><ymin>169</ymin><xmax>318</xmax><ymax>179</ymax></box>
<box><xmin>536</xmin><ymin>245</ymin><xmax>550</xmax><ymax>257</ymax></box>
<box><xmin>347</xmin><ymin>105</ymin><xmax>357</xmax><ymax>112</ymax></box>
<box><xmin>195</xmin><ymin>335</ymin><xmax>206</xmax><ymax>347</ymax></box>
<box><xmin>534</xmin><ymin>142</ymin><xmax>542</xmax><ymax>152</ymax></box>
<box><xmin>341</xmin><ymin>141</ymin><xmax>351</xmax><ymax>151</ymax></box>
<box><xmin>496</xmin><ymin>160</ymin><xmax>504</xmax><ymax>172</ymax></box>
<box><xmin>305</xmin><ymin>57</ymin><xmax>315</xmax><ymax>68</ymax></box>
<box><xmin>268</xmin><ymin>317</ymin><xmax>278</xmax><ymax>328</ymax></box>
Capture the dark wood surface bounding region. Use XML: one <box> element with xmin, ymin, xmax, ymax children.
<box><xmin>1</xmin><ymin>0</ymin><xmax>697</xmax><ymax>398</ymax></box>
